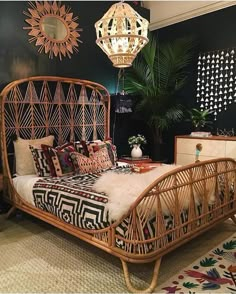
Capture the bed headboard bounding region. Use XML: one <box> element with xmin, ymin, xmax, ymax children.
<box><xmin>0</xmin><ymin>76</ymin><xmax>110</xmax><ymax>175</ymax></box>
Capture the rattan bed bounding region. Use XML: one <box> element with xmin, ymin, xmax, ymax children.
<box><xmin>1</xmin><ymin>76</ymin><xmax>236</xmax><ymax>293</ymax></box>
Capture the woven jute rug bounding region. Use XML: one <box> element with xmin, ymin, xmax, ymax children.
<box><xmin>0</xmin><ymin>215</ymin><xmax>235</xmax><ymax>293</ymax></box>
<box><xmin>156</xmin><ymin>232</ymin><xmax>236</xmax><ymax>293</ymax></box>
<box><xmin>0</xmin><ymin>228</ymin><xmax>149</xmax><ymax>293</ymax></box>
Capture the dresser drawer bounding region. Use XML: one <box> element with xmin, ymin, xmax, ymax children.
<box><xmin>225</xmin><ymin>141</ymin><xmax>236</xmax><ymax>159</ymax></box>
<box><xmin>176</xmin><ymin>138</ymin><xmax>225</xmax><ymax>157</ymax></box>
<box><xmin>176</xmin><ymin>153</ymin><xmax>218</xmax><ymax>165</ymax></box>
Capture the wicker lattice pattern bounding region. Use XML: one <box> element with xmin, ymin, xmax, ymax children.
<box><xmin>1</xmin><ymin>77</ymin><xmax>110</xmax><ymax>150</ymax></box>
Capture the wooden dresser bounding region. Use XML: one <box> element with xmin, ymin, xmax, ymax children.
<box><xmin>175</xmin><ymin>135</ymin><xmax>236</xmax><ymax>165</ymax></box>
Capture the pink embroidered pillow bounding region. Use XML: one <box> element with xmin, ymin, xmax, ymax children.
<box><xmin>83</xmin><ymin>140</ymin><xmax>117</xmax><ymax>166</ymax></box>
<box><xmin>71</xmin><ymin>147</ymin><xmax>113</xmax><ymax>174</ymax></box>
<box><xmin>87</xmin><ymin>141</ymin><xmax>106</xmax><ymax>156</ymax></box>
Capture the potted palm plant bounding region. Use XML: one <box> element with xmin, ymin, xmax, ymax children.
<box><xmin>124</xmin><ymin>33</ymin><xmax>195</xmax><ymax>160</ymax></box>
<box><xmin>186</xmin><ymin>108</ymin><xmax>213</xmax><ymax>131</ymax></box>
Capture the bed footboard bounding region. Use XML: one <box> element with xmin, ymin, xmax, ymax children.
<box><xmin>110</xmin><ymin>158</ymin><xmax>236</xmax><ymax>262</ymax></box>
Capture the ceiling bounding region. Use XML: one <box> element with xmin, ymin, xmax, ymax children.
<box><xmin>143</xmin><ymin>1</ymin><xmax>236</xmax><ymax>30</ymax></box>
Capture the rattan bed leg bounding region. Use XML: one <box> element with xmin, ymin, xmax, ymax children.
<box><xmin>231</xmin><ymin>214</ymin><xmax>236</xmax><ymax>224</ymax></box>
<box><xmin>121</xmin><ymin>258</ymin><xmax>162</xmax><ymax>293</ymax></box>
<box><xmin>6</xmin><ymin>206</ymin><xmax>16</xmax><ymax>219</ymax></box>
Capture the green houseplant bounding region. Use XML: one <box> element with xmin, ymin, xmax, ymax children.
<box><xmin>124</xmin><ymin>33</ymin><xmax>195</xmax><ymax>160</ymax></box>
<box><xmin>128</xmin><ymin>134</ymin><xmax>147</xmax><ymax>147</ymax></box>
<box><xmin>186</xmin><ymin>108</ymin><xmax>213</xmax><ymax>131</ymax></box>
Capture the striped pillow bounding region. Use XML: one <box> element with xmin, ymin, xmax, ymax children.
<box><xmin>29</xmin><ymin>146</ymin><xmax>51</xmax><ymax>177</ymax></box>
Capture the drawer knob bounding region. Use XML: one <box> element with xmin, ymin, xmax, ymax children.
<box><xmin>195</xmin><ymin>143</ymin><xmax>203</xmax><ymax>162</ymax></box>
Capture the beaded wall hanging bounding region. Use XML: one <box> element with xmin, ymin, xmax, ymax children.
<box><xmin>196</xmin><ymin>48</ymin><xmax>236</xmax><ymax>120</ymax></box>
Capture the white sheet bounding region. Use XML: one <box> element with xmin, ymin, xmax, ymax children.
<box><xmin>13</xmin><ymin>175</ymin><xmax>41</xmax><ymax>206</ymax></box>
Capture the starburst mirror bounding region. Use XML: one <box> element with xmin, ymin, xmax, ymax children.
<box><xmin>23</xmin><ymin>1</ymin><xmax>82</xmax><ymax>60</ymax></box>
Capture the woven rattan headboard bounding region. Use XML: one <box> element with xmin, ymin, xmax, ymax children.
<box><xmin>0</xmin><ymin>76</ymin><xmax>110</xmax><ymax>175</ymax></box>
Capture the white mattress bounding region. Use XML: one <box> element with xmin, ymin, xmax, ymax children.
<box><xmin>13</xmin><ymin>175</ymin><xmax>41</xmax><ymax>206</ymax></box>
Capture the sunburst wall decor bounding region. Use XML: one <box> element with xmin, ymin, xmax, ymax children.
<box><xmin>23</xmin><ymin>1</ymin><xmax>82</xmax><ymax>60</ymax></box>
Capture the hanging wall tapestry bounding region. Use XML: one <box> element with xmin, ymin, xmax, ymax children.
<box><xmin>196</xmin><ymin>48</ymin><xmax>236</xmax><ymax>120</ymax></box>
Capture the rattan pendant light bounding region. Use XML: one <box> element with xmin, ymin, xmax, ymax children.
<box><xmin>95</xmin><ymin>2</ymin><xmax>149</xmax><ymax>68</ymax></box>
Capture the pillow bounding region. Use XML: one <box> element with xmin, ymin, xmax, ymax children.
<box><xmin>29</xmin><ymin>146</ymin><xmax>51</xmax><ymax>177</ymax></box>
<box><xmin>70</xmin><ymin>147</ymin><xmax>113</xmax><ymax>174</ymax></box>
<box><xmin>82</xmin><ymin>139</ymin><xmax>117</xmax><ymax>166</ymax></box>
<box><xmin>87</xmin><ymin>141</ymin><xmax>106</xmax><ymax>156</ymax></box>
<box><xmin>89</xmin><ymin>146</ymin><xmax>114</xmax><ymax>172</ymax></box>
<box><xmin>73</xmin><ymin>141</ymin><xmax>89</xmax><ymax>156</ymax></box>
<box><xmin>104</xmin><ymin>140</ymin><xmax>117</xmax><ymax>165</ymax></box>
<box><xmin>70</xmin><ymin>153</ymin><xmax>94</xmax><ymax>174</ymax></box>
<box><xmin>42</xmin><ymin>143</ymin><xmax>76</xmax><ymax>177</ymax></box>
<box><xmin>13</xmin><ymin>135</ymin><xmax>54</xmax><ymax>176</ymax></box>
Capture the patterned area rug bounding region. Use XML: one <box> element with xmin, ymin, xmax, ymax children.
<box><xmin>156</xmin><ymin>233</ymin><xmax>236</xmax><ymax>293</ymax></box>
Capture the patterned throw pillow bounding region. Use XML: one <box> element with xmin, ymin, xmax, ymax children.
<box><xmin>29</xmin><ymin>146</ymin><xmax>51</xmax><ymax>177</ymax></box>
<box><xmin>81</xmin><ymin>139</ymin><xmax>117</xmax><ymax>166</ymax></box>
<box><xmin>87</xmin><ymin>141</ymin><xmax>106</xmax><ymax>156</ymax></box>
<box><xmin>91</xmin><ymin>146</ymin><xmax>113</xmax><ymax>171</ymax></box>
<box><xmin>70</xmin><ymin>153</ymin><xmax>94</xmax><ymax>174</ymax></box>
<box><xmin>104</xmin><ymin>140</ymin><xmax>117</xmax><ymax>165</ymax></box>
<box><xmin>73</xmin><ymin>141</ymin><xmax>89</xmax><ymax>156</ymax></box>
<box><xmin>42</xmin><ymin>143</ymin><xmax>76</xmax><ymax>177</ymax></box>
<box><xmin>70</xmin><ymin>147</ymin><xmax>113</xmax><ymax>174</ymax></box>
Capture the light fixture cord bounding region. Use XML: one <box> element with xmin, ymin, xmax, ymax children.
<box><xmin>157</xmin><ymin>32</ymin><xmax>160</xmax><ymax>88</ymax></box>
<box><xmin>116</xmin><ymin>68</ymin><xmax>122</xmax><ymax>95</ymax></box>
<box><xmin>113</xmin><ymin>68</ymin><xmax>125</xmax><ymax>144</ymax></box>
<box><xmin>113</xmin><ymin>69</ymin><xmax>122</xmax><ymax>144</ymax></box>
<box><xmin>121</xmin><ymin>68</ymin><xmax>125</xmax><ymax>95</ymax></box>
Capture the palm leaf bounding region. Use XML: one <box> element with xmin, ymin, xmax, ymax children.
<box><xmin>223</xmin><ymin>240</ymin><xmax>236</xmax><ymax>250</ymax></box>
<box><xmin>124</xmin><ymin>32</ymin><xmax>195</xmax><ymax>144</ymax></box>
<box><xmin>200</xmin><ymin>257</ymin><xmax>218</xmax><ymax>267</ymax></box>
<box><xmin>183</xmin><ymin>282</ymin><xmax>199</xmax><ymax>289</ymax></box>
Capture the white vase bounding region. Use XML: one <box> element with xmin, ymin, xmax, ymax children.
<box><xmin>131</xmin><ymin>144</ymin><xmax>142</xmax><ymax>158</ymax></box>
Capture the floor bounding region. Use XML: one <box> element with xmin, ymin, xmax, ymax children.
<box><xmin>0</xmin><ymin>210</ymin><xmax>235</xmax><ymax>287</ymax></box>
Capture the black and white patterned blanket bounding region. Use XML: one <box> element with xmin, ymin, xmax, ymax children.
<box><xmin>32</xmin><ymin>166</ymin><xmax>184</xmax><ymax>246</ymax></box>
<box><xmin>32</xmin><ymin>166</ymin><xmax>134</xmax><ymax>230</ymax></box>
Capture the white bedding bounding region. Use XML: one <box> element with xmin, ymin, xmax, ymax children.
<box><xmin>13</xmin><ymin>175</ymin><xmax>41</xmax><ymax>206</ymax></box>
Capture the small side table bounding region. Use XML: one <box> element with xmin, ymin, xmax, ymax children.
<box><xmin>118</xmin><ymin>156</ymin><xmax>152</xmax><ymax>164</ymax></box>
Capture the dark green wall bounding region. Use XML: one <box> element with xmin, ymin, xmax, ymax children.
<box><xmin>154</xmin><ymin>6</ymin><xmax>236</xmax><ymax>162</ymax></box>
<box><xmin>0</xmin><ymin>1</ymin><xmax>149</xmax><ymax>94</ymax></box>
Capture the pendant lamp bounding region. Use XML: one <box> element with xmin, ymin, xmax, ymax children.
<box><xmin>95</xmin><ymin>2</ymin><xmax>149</xmax><ymax>68</ymax></box>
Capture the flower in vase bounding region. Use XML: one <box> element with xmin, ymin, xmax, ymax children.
<box><xmin>128</xmin><ymin>134</ymin><xmax>147</xmax><ymax>147</ymax></box>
